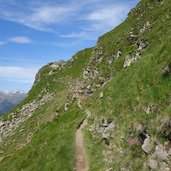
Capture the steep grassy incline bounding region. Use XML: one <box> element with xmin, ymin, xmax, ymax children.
<box><xmin>83</xmin><ymin>0</ymin><xmax>171</xmax><ymax>170</ymax></box>
<box><xmin>0</xmin><ymin>0</ymin><xmax>171</xmax><ymax>171</ymax></box>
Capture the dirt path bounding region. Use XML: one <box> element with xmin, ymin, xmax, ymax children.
<box><xmin>75</xmin><ymin>109</ymin><xmax>91</xmax><ymax>171</ymax></box>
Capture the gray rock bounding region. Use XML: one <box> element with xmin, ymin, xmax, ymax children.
<box><xmin>49</xmin><ymin>61</ymin><xmax>66</xmax><ymax>69</ymax></box>
<box><xmin>64</xmin><ymin>103</ymin><xmax>69</xmax><ymax>111</ymax></box>
<box><xmin>123</xmin><ymin>54</ymin><xmax>132</xmax><ymax>68</ymax></box>
<box><xmin>137</xmin><ymin>41</ymin><xmax>147</xmax><ymax>52</ymax></box>
<box><xmin>155</xmin><ymin>144</ymin><xmax>169</xmax><ymax>161</ymax></box>
<box><xmin>115</xmin><ymin>50</ymin><xmax>122</xmax><ymax>59</ymax></box>
<box><xmin>162</xmin><ymin>64</ymin><xmax>171</xmax><ymax>77</ymax></box>
<box><xmin>148</xmin><ymin>158</ymin><xmax>158</xmax><ymax>169</ymax></box>
<box><xmin>102</xmin><ymin>132</ymin><xmax>110</xmax><ymax>139</ymax></box>
<box><xmin>160</xmin><ymin>161</ymin><xmax>170</xmax><ymax>171</ymax></box>
<box><xmin>0</xmin><ymin>121</ymin><xmax>4</xmax><ymax>127</ymax></box>
<box><xmin>142</xmin><ymin>135</ymin><xmax>153</xmax><ymax>154</ymax></box>
<box><xmin>140</xmin><ymin>21</ymin><xmax>150</xmax><ymax>34</ymax></box>
<box><xmin>107</xmin><ymin>50</ymin><xmax>121</xmax><ymax>64</ymax></box>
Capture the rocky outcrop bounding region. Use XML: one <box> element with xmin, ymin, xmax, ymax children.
<box><xmin>140</xmin><ymin>21</ymin><xmax>151</xmax><ymax>34</ymax></box>
<box><xmin>140</xmin><ymin>135</ymin><xmax>171</xmax><ymax>170</ymax></box>
<box><xmin>91</xmin><ymin>45</ymin><xmax>104</xmax><ymax>64</ymax></box>
<box><xmin>49</xmin><ymin>60</ymin><xmax>66</xmax><ymax>70</ymax></box>
<box><xmin>83</xmin><ymin>66</ymin><xmax>99</xmax><ymax>80</ymax></box>
<box><xmin>107</xmin><ymin>50</ymin><xmax>122</xmax><ymax>65</ymax></box>
<box><xmin>123</xmin><ymin>39</ymin><xmax>147</xmax><ymax>68</ymax></box>
<box><xmin>88</xmin><ymin>118</ymin><xmax>115</xmax><ymax>148</ymax></box>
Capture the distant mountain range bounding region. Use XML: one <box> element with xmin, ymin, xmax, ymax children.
<box><xmin>0</xmin><ymin>91</ymin><xmax>27</xmax><ymax>115</ymax></box>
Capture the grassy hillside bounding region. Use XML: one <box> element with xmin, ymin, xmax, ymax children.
<box><xmin>0</xmin><ymin>0</ymin><xmax>171</xmax><ymax>170</ymax></box>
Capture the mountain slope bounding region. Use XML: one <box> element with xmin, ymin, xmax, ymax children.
<box><xmin>0</xmin><ymin>0</ymin><xmax>171</xmax><ymax>170</ymax></box>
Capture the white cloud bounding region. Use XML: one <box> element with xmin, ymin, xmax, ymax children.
<box><xmin>0</xmin><ymin>3</ymin><xmax>78</xmax><ymax>32</ymax></box>
<box><xmin>0</xmin><ymin>66</ymin><xmax>38</xmax><ymax>83</ymax></box>
<box><xmin>31</xmin><ymin>6</ymin><xmax>75</xmax><ymax>24</ymax></box>
<box><xmin>60</xmin><ymin>5</ymin><xmax>130</xmax><ymax>39</ymax></box>
<box><xmin>9</xmin><ymin>36</ymin><xmax>32</xmax><ymax>43</ymax></box>
<box><xmin>0</xmin><ymin>41</ymin><xmax>6</xmax><ymax>46</ymax></box>
<box><xmin>0</xmin><ymin>0</ymin><xmax>138</xmax><ymax>40</ymax></box>
<box><xmin>86</xmin><ymin>6</ymin><xmax>128</xmax><ymax>27</ymax></box>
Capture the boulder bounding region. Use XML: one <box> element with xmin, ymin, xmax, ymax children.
<box><xmin>142</xmin><ymin>135</ymin><xmax>153</xmax><ymax>154</ymax></box>
<box><xmin>155</xmin><ymin>144</ymin><xmax>169</xmax><ymax>161</ymax></box>
<box><xmin>148</xmin><ymin>158</ymin><xmax>158</xmax><ymax>169</ymax></box>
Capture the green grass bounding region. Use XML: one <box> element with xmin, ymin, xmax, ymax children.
<box><xmin>0</xmin><ymin>103</ymin><xmax>86</xmax><ymax>171</ymax></box>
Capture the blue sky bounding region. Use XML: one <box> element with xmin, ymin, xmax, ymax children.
<box><xmin>0</xmin><ymin>0</ymin><xmax>139</xmax><ymax>91</ymax></box>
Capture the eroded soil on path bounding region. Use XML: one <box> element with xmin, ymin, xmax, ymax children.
<box><xmin>75</xmin><ymin>109</ymin><xmax>91</xmax><ymax>171</ymax></box>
